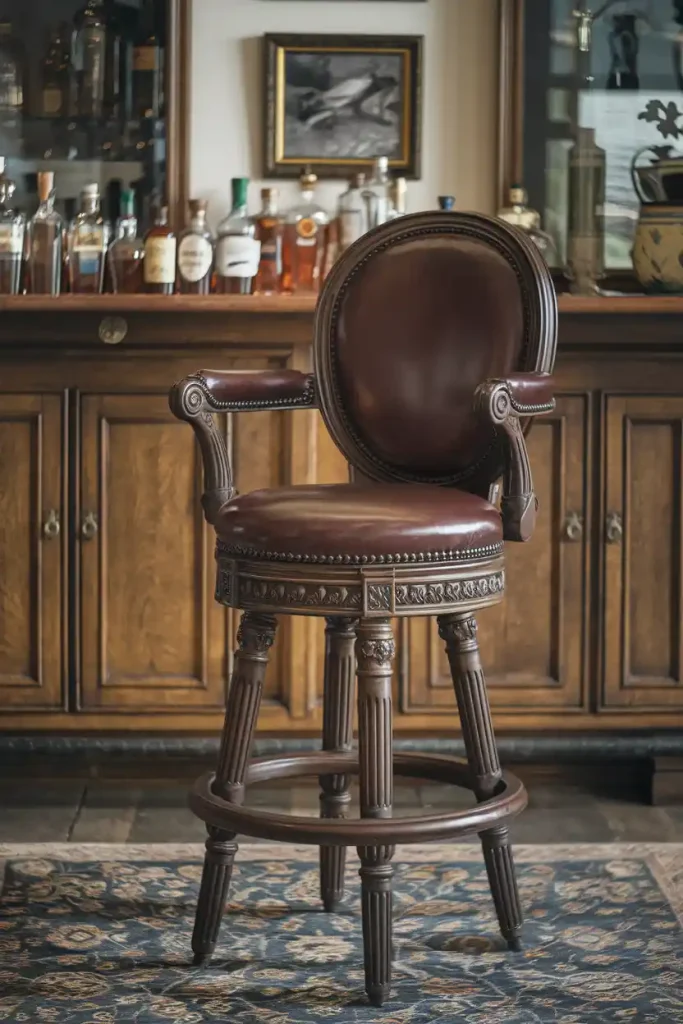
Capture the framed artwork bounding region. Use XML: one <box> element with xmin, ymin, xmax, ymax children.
<box><xmin>264</xmin><ymin>33</ymin><xmax>423</xmax><ymax>179</ymax></box>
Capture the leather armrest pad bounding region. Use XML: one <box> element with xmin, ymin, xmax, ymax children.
<box><xmin>475</xmin><ymin>372</ymin><xmax>555</xmax><ymax>420</ymax></box>
<box><xmin>503</xmin><ymin>372</ymin><xmax>555</xmax><ymax>413</ymax></box>
<box><xmin>195</xmin><ymin>369</ymin><xmax>316</xmax><ymax>410</ymax></box>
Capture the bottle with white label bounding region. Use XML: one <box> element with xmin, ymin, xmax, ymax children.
<box><xmin>144</xmin><ymin>204</ymin><xmax>176</xmax><ymax>294</ymax></box>
<box><xmin>215</xmin><ymin>178</ymin><xmax>260</xmax><ymax>295</ymax></box>
<box><xmin>178</xmin><ymin>198</ymin><xmax>214</xmax><ymax>294</ymax></box>
<box><xmin>338</xmin><ymin>171</ymin><xmax>369</xmax><ymax>252</ymax></box>
<box><xmin>0</xmin><ymin>159</ymin><xmax>25</xmax><ymax>295</ymax></box>
<box><xmin>67</xmin><ymin>183</ymin><xmax>110</xmax><ymax>294</ymax></box>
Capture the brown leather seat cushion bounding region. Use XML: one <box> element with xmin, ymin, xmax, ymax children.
<box><xmin>215</xmin><ymin>484</ymin><xmax>502</xmax><ymax>564</ymax></box>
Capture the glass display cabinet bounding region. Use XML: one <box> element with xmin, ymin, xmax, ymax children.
<box><xmin>0</xmin><ymin>0</ymin><xmax>188</xmax><ymax>231</ymax></box>
<box><xmin>500</xmin><ymin>0</ymin><xmax>683</xmax><ymax>290</ymax></box>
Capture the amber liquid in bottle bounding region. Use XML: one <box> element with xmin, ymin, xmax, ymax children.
<box><xmin>281</xmin><ymin>169</ymin><xmax>329</xmax><ymax>295</ymax></box>
<box><xmin>254</xmin><ymin>188</ymin><xmax>282</xmax><ymax>295</ymax></box>
<box><xmin>143</xmin><ymin>204</ymin><xmax>176</xmax><ymax>294</ymax></box>
<box><xmin>27</xmin><ymin>171</ymin><xmax>63</xmax><ymax>295</ymax></box>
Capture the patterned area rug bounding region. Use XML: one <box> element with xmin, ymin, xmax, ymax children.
<box><xmin>0</xmin><ymin>843</ymin><xmax>682</xmax><ymax>1023</ymax></box>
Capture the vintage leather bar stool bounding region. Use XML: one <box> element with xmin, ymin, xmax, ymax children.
<box><xmin>170</xmin><ymin>211</ymin><xmax>557</xmax><ymax>1006</ymax></box>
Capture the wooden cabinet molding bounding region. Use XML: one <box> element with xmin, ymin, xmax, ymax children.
<box><xmin>0</xmin><ymin>392</ymin><xmax>66</xmax><ymax>709</ymax></box>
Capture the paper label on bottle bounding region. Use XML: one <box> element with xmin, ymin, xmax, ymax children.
<box><xmin>133</xmin><ymin>45</ymin><xmax>158</xmax><ymax>72</ymax></box>
<box><xmin>144</xmin><ymin>236</ymin><xmax>177</xmax><ymax>284</ymax></box>
<box><xmin>73</xmin><ymin>225</ymin><xmax>106</xmax><ymax>252</ymax></box>
<box><xmin>216</xmin><ymin>236</ymin><xmax>261</xmax><ymax>278</ymax></box>
<box><xmin>0</xmin><ymin>223</ymin><xmax>24</xmax><ymax>254</ymax></box>
<box><xmin>339</xmin><ymin>210</ymin><xmax>365</xmax><ymax>249</ymax></box>
<box><xmin>42</xmin><ymin>87</ymin><xmax>64</xmax><ymax>116</ymax></box>
<box><xmin>178</xmin><ymin>235</ymin><xmax>213</xmax><ymax>282</ymax></box>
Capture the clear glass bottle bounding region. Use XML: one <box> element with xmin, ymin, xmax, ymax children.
<box><xmin>281</xmin><ymin>168</ymin><xmax>329</xmax><ymax>295</ymax></box>
<box><xmin>338</xmin><ymin>171</ymin><xmax>369</xmax><ymax>251</ymax></box>
<box><xmin>72</xmin><ymin>0</ymin><xmax>109</xmax><ymax>119</ymax></box>
<box><xmin>497</xmin><ymin>185</ymin><xmax>555</xmax><ymax>262</ymax></box>
<box><xmin>388</xmin><ymin>177</ymin><xmax>407</xmax><ymax>219</ymax></box>
<box><xmin>567</xmin><ymin>129</ymin><xmax>606</xmax><ymax>295</ymax></box>
<box><xmin>27</xmin><ymin>170</ymin><xmax>63</xmax><ymax>295</ymax></box>
<box><xmin>0</xmin><ymin>159</ymin><xmax>25</xmax><ymax>294</ymax></box>
<box><xmin>215</xmin><ymin>178</ymin><xmax>260</xmax><ymax>295</ymax></box>
<box><xmin>108</xmin><ymin>187</ymin><xmax>144</xmax><ymax>293</ymax></box>
<box><xmin>41</xmin><ymin>23</ymin><xmax>71</xmax><ymax>118</ymax></box>
<box><xmin>143</xmin><ymin>203</ymin><xmax>176</xmax><ymax>294</ymax></box>
<box><xmin>68</xmin><ymin>183</ymin><xmax>110</xmax><ymax>294</ymax></box>
<box><xmin>254</xmin><ymin>187</ymin><xmax>282</xmax><ymax>295</ymax></box>
<box><xmin>177</xmin><ymin>199</ymin><xmax>214</xmax><ymax>294</ymax></box>
<box><xmin>363</xmin><ymin>156</ymin><xmax>392</xmax><ymax>229</ymax></box>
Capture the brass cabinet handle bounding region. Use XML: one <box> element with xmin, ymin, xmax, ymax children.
<box><xmin>43</xmin><ymin>509</ymin><xmax>60</xmax><ymax>540</ymax></box>
<box><xmin>563</xmin><ymin>511</ymin><xmax>583</xmax><ymax>542</ymax></box>
<box><xmin>606</xmin><ymin>511</ymin><xmax>623</xmax><ymax>545</ymax></box>
<box><xmin>81</xmin><ymin>512</ymin><xmax>99</xmax><ymax>541</ymax></box>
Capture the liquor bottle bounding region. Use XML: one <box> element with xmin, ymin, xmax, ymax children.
<box><xmin>132</xmin><ymin>0</ymin><xmax>162</xmax><ymax>119</ymax></box>
<box><xmin>0</xmin><ymin>159</ymin><xmax>25</xmax><ymax>294</ymax></box>
<box><xmin>72</xmin><ymin>0</ymin><xmax>108</xmax><ymax>118</ymax></box>
<box><xmin>363</xmin><ymin>156</ymin><xmax>392</xmax><ymax>228</ymax></box>
<box><xmin>143</xmin><ymin>203</ymin><xmax>176</xmax><ymax>294</ymax></box>
<box><xmin>177</xmin><ymin>199</ymin><xmax>214</xmax><ymax>294</ymax></box>
<box><xmin>438</xmin><ymin>195</ymin><xmax>455</xmax><ymax>210</ymax></box>
<box><xmin>338</xmin><ymin>171</ymin><xmax>369</xmax><ymax>251</ymax></box>
<box><xmin>68</xmin><ymin>183</ymin><xmax>110</xmax><ymax>294</ymax></box>
<box><xmin>0</xmin><ymin>21</ymin><xmax>24</xmax><ymax>123</ymax></box>
<box><xmin>281</xmin><ymin>168</ymin><xmax>329</xmax><ymax>295</ymax></box>
<box><xmin>388</xmin><ymin>177</ymin><xmax>407</xmax><ymax>219</ymax></box>
<box><xmin>497</xmin><ymin>185</ymin><xmax>555</xmax><ymax>262</ymax></box>
<box><xmin>567</xmin><ymin>128</ymin><xmax>606</xmax><ymax>295</ymax></box>
<box><xmin>254</xmin><ymin>187</ymin><xmax>282</xmax><ymax>295</ymax></box>
<box><xmin>108</xmin><ymin>187</ymin><xmax>144</xmax><ymax>293</ymax></box>
<box><xmin>40</xmin><ymin>24</ymin><xmax>71</xmax><ymax>118</ymax></box>
<box><xmin>27</xmin><ymin>171</ymin><xmax>64</xmax><ymax>295</ymax></box>
<box><xmin>214</xmin><ymin>178</ymin><xmax>260</xmax><ymax>295</ymax></box>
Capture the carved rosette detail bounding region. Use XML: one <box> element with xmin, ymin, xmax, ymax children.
<box><xmin>358</xmin><ymin>638</ymin><xmax>396</xmax><ymax>667</ymax></box>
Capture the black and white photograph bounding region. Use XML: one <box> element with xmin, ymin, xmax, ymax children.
<box><xmin>264</xmin><ymin>34</ymin><xmax>422</xmax><ymax>178</ymax></box>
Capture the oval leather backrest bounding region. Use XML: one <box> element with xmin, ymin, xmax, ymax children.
<box><xmin>314</xmin><ymin>211</ymin><xmax>557</xmax><ymax>490</ymax></box>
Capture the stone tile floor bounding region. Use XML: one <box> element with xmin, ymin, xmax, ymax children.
<box><xmin>0</xmin><ymin>773</ymin><xmax>681</xmax><ymax>843</ymax></box>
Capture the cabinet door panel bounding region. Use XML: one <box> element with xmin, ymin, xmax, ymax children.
<box><xmin>401</xmin><ymin>395</ymin><xmax>590</xmax><ymax>714</ymax></box>
<box><xmin>603</xmin><ymin>396</ymin><xmax>683</xmax><ymax>708</ymax></box>
<box><xmin>79</xmin><ymin>392</ymin><xmax>230</xmax><ymax>712</ymax></box>
<box><xmin>0</xmin><ymin>393</ymin><xmax>64</xmax><ymax>708</ymax></box>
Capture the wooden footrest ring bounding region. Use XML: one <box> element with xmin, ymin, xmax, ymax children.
<box><xmin>190</xmin><ymin>750</ymin><xmax>527</xmax><ymax>846</ymax></box>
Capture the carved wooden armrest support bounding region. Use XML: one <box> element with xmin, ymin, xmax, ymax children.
<box><xmin>475</xmin><ymin>373</ymin><xmax>555</xmax><ymax>543</ymax></box>
<box><xmin>169</xmin><ymin>370</ymin><xmax>316</xmax><ymax>524</ymax></box>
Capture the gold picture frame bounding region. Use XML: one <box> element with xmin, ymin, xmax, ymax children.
<box><xmin>264</xmin><ymin>33</ymin><xmax>423</xmax><ymax>179</ymax></box>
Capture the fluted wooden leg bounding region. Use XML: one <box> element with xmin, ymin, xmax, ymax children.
<box><xmin>319</xmin><ymin>616</ymin><xmax>357</xmax><ymax>912</ymax></box>
<box><xmin>355</xmin><ymin>618</ymin><xmax>395</xmax><ymax>1007</ymax></box>
<box><xmin>438</xmin><ymin>612</ymin><xmax>523</xmax><ymax>951</ymax></box>
<box><xmin>192</xmin><ymin>611</ymin><xmax>277</xmax><ymax>965</ymax></box>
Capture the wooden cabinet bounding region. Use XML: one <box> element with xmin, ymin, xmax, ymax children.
<box><xmin>0</xmin><ymin>392</ymin><xmax>66</xmax><ymax>709</ymax></box>
<box><xmin>603</xmin><ymin>395</ymin><xmax>683</xmax><ymax>710</ymax></box>
<box><xmin>401</xmin><ymin>393</ymin><xmax>591</xmax><ymax>718</ymax></box>
<box><xmin>77</xmin><ymin>392</ymin><xmax>230</xmax><ymax>713</ymax></box>
<box><xmin>1</xmin><ymin>296</ymin><xmax>683</xmax><ymax>749</ymax></box>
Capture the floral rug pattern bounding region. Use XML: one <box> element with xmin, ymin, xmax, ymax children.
<box><xmin>0</xmin><ymin>843</ymin><xmax>682</xmax><ymax>1023</ymax></box>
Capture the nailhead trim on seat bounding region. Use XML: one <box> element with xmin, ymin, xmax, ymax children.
<box><xmin>216</xmin><ymin>539</ymin><xmax>504</xmax><ymax>565</ymax></box>
<box><xmin>510</xmin><ymin>397</ymin><xmax>555</xmax><ymax>415</ymax></box>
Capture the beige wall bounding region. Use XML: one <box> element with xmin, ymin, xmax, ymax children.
<box><xmin>190</xmin><ymin>0</ymin><xmax>500</xmax><ymax>227</ymax></box>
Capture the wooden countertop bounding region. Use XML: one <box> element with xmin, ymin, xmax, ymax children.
<box><xmin>1</xmin><ymin>293</ymin><xmax>683</xmax><ymax>314</ymax></box>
